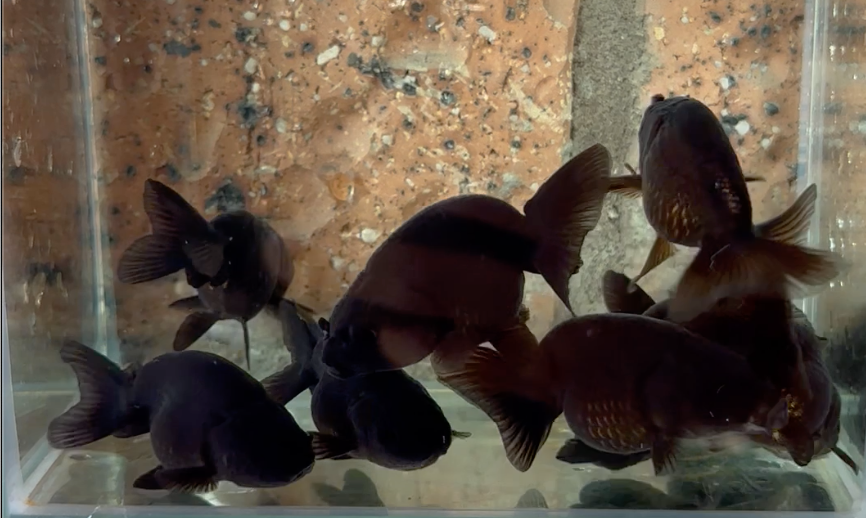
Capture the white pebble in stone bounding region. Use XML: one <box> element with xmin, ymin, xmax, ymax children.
<box><xmin>316</xmin><ymin>45</ymin><xmax>341</xmax><ymax>66</ymax></box>
<box><xmin>734</xmin><ymin>120</ymin><xmax>750</xmax><ymax>136</ymax></box>
<box><xmin>360</xmin><ymin>228</ymin><xmax>381</xmax><ymax>244</ymax></box>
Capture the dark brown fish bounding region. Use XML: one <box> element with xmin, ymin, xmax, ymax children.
<box><xmin>47</xmin><ymin>340</ymin><xmax>314</xmax><ymax>493</ymax></box>
<box><xmin>318</xmin><ymin>144</ymin><xmax>611</xmax><ymax>383</ymax></box>
<box><xmin>601</xmin><ymin>270</ymin><xmax>856</xmax><ymax>471</ymax></box>
<box><xmin>117</xmin><ymin>179</ymin><xmax>293</xmax><ymax>368</ymax></box>
<box><xmin>261</xmin><ymin>300</ymin><xmax>469</xmax><ymax>471</ymax></box>
<box><xmin>607</xmin><ymin>94</ymin><xmax>843</xmax><ymax>322</ymax></box>
<box><xmin>439</xmin><ymin>313</ymin><xmax>789</xmax><ymax>473</ymax></box>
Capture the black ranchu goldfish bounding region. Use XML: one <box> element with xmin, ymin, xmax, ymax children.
<box><xmin>117</xmin><ymin>179</ymin><xmax>294</xmax><ymax>368</ymax></box>
<box><xmin>607</xmin><ymin>94</ymin><xmax>844</xmax><ymax>322</ymax></box>
<box><xmin>261</xmin><ymin>300</ymin><xmax>469</xmax><ymax>471</ymax></box>
<box><xmin>318</xmin><ymin>144</ymin><xmax>611</xmax><ymax>387</ymax></box>
<box><xmin>599</xmin><ymin>270</ymin><xmax>858</xmax><ymax>473</ymax></box>
<box><xmin>47</xmin><ymin>340</ymin><xmax>314</xmax><ymax>493</ymax></box>
<box><xmin>439</xmin><ymin>313</ymin><xmax>790</xmax><ymax>474</ymax></box>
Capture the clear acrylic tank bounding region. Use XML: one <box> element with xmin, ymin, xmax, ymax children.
<box><xmin>2</xmin><ymin>0</ymin><xmax>866</xmax><ymax>515</ymax></box>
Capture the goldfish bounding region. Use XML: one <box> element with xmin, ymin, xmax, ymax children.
<box><xmin>318</xmin><ymin>143</ymin><xmax>612</xmax><ymax>384</ymax></box>
<box><xmin>439</xmin><ymin>313</ymin><xmax>790</xmax><ymax>474</ymax></box>
<box><xmin>261</xmin><ymin>300</ymin><xmax>469</xmax><ymax>471</ymax></box>
<box><xmin>607</xmin><ymin>94</ymin><xmax>843</xmax><ymax>322</ymax></box>
<box><xmin>47</xmin><ymin>340</ymin><xmax>314</xmax><ymax>493</ymax></box>
<box><xmin>601</xmin><ymin>270</ymin><xmax>857</xmax><ymax>472</ymax></box>
<box><xmin>117</xmin><ymin>179</ymin><xmax>293</xmax><ymax>368</ymax></box>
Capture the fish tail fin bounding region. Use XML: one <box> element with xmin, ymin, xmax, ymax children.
<box><xmin>47</xmin><ymin>340</ymin><xmax>134</xmax><ymax>449</ymax></box>
<box><xmin>143</xmin><ymin>179</ymin><xmax>225</xmax><ymax>277</ymax></box>
<box><xmin>524</xmin><ymin>143</ymin><xmax>612</xmax><ymax>313</ymax></box>
<box><xmin>437</xmin><ymin>348</ymin><xmax>560</xmax><ymax>472</ymax></box>
<box><xmin>602</xmin><ymin>270</ymin><xmax>657</xmax><ymax>314</ymax></box>
<box><xmin>260</xmin><ymin>299</ymin><xmax>323</xmax><ymax>404</ymax></box>
<box><xmin>117</xmin><ymin>235</ymin><xmax>186</xmax><ymax>284</ymax></box>
<box><xmin>754</xmin><ymin>183</ymin><xmax>818</xmax><ymax>245</ymax></box>
<box><xmin>667</xmin><ymin>237</ymin><xmax>846</xmax><ymax>323</ymax></box>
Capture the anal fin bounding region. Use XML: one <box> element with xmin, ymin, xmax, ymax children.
<box><xmin>650</xmin><ymin>434</ymin><xmax>679</xmax><ymax>476</ymax></box>
<box><xmin>602</xmin><ymin>270</ymin><xmax>656</xmax><ymax>315</ymax></box>
<box><xmin>633</xmin><ymin>235</ymin><xmax>676</xmax><ymax>284</ymax></box>
<box><xmin>173</xmin><ymin>312</ymin><xmax>220</xmax><ymax>351</ymax></box>
<box><xmin>168</xmin><ymin>296</ymin><xmax>205</xmax><ymax>311</ymax></box>
<box><xmin>134</xmin><ymin>465</ymin><xmax>218</xmax><ymax>494</ymax></box>
<box><xmin>608</xmin><ymin>174</ymin><xmax>643</xmax><ymax>198</ymax></box>
<box><xmin>311</xmin><ymin>432</ymin><xmax>357</xmax><ymax>460</ymax></box>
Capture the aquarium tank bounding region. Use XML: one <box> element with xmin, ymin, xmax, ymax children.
<box><xmin>3</xmin><ymin>0</ymin><xmax>866</xmax><ymax>515</ymax></box>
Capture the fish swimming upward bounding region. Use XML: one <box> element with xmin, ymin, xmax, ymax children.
<box><xmin>607</xmin><ymin>94</ymin><xmax>844</xmax><ymax>322</ymax></box>
<box><xmin>439</xmin><ymin>313</ymin><xmax>789</xmax><ymax>474</ymax></box>
<box><xmin>117</xmin><ymin>179</ymin><xmax>294</xmax><ymax>368</ymax></box>
<box><xmin>47</xmin><ymin>340</ymin><xmax>315</xmax><ymax>493</ymax></box>
<box><xmin>600</xmin><ymin>270</ymin><xmax>857</xmax><ymax>473</ymax></box>
<box><xmin>261</xmin><ymin>300</ymin><xmax>469</xmax><ymax>471</ymax></box>
<box><xmin>317</xmin><ymin>144</ymin><xmax>611</xmax><ymax>391</ymax></box>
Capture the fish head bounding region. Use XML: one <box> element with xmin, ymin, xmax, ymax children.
<box><xmin>348</xmin><ymin>376</ymin><xmax>454</xmax><ymax>470</ymax></box>
<box><xmin>208</xmin><ymin>404</ymin><xmax>315</xmax><ymax>487</ymax></box>
<box><xmin>321</xmin><ymin>324</ymin><xmax>393</xmax><ymax>379</ymax></box>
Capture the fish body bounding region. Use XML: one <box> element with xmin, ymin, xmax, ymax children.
<box><xmin>601</xmin><ymin>270</ymin><xmax>854</xmax><ymax>470</ymax></box>
<box><xmin>117</xmin><ymin>179</ymin><xmax>293</xmax><ymax>367</ymax></box>
<box><xmin>262</xmin><ymin>300</ymin><xmax>466</xmax><ymax>471</ymax></box>
<box><xmin>320</xmin><ymin>144</ymin><xmax>612</xmax><ymax>381</ymax></box>
<box><xmin>439</xmin><ymin>313</ymin><xmax>788</xmax><ymax>473</ymax></box>
<box><xmin>47</xmin><ymin>340</ymin><xmax>314</xmax><ymax>493</ymax></box>
<box><xmin>608</xmin><ymin>95</ymin><xmax>842</xmax><ymax>322</ymax></box>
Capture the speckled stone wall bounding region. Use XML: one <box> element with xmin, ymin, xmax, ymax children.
<box><xmin>3</xmin><ymin>0</ymin><xmax>864</xmax><ymax>386</ymax></box>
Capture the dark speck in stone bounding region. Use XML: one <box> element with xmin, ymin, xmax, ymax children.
<box><xmin>256</xmin><ymin>135</ymin><xmax>267</xmax><ymax>146</ymax></box>
<box><xmin>730</xmin><ymin>37</ymin><xmax>741</xmax><ymax>46</ymax></box>
<box><xmin>410</xmin><ymin>2</ymin><xmax>423</xmax><ymax>12</ymax></box>
<box><xmin>208</xmin><ymin>19</ymin><xmax>221</xmax><ymax>28</ymax></box>
<box><xmin>402</xmin><ymin>83</ymin><xmax>417</xmax><ymax>95</ymax></box>
<box><xmin>510</xmin><ymin>139</ymin><xmax>521</xmax><ymax>149</ymax></box>
<box><xmin>111</xmin><ymin>206</ymin><xmax>121</xmax><ymax>216</ymax></box>
<box><xmin>284</xmin><ymin>51</ymin><xmax>295</xmax><ymax>58</ymax></box>
<box><xmin>144</xmin><ymin>64</ymin><xmax>153</xmax><ymax>73</ymax></box>
<box><xmin>505</xmin><ymin>7</ymin><xmax>516</xmax><ymax>20</ymax></box>
<box><xmin>125</xmin><ymin>165</ymin><xmax>136</xmax><ymax>177</ymax></box>
<box><xmin>205</xmin><ymin>182</ymin><xmax>246</xmax><ymax>213</ymax></box>
<box><xmin>194</xmin><ymin>6</ymin><xmax>203</xmax><ymax>14</ymax></box>
<box><xmin>302</xmin><ymin>42</ymin><xmax>315</xmax><ymax>54</ymax></box>
<box><xmin>94</xmin><ymin>56</ymin><xmax>107</xmax><ymax>65</ymax></box>
<box><xmin>163</xmin><ymin>41</ymin><xmax>201</xmax><ymax>57</ymax></box>
<box><xmin>709</xmin><ymin>11</ymin><xmax>722</xmax><ymax>23</ymax></box>
<box><xmin>763</xmin><ymin>102</ymin><xmax>779</xmax><ymax>116</ymax></box>
<box><xmin>443</xmin><ymin>139</ymin><xmax>455</xmax><ymax>150</ymax></box>
<box><xmin>235</xmin><ymin>26</ymin><xmax>255</xmax><ymax>43</ymax></box>
<box><xmin>746</xmin><ymin>27</ymin><xmax>758</xmax><ymax>37</ymax></box>
<box><xmin>522</xmin><ymin>47</ymin><xmax>532</xmax><ymax>58</ymax></box>
<box><xmin>347</xmin><ymin>52</ymin><xmax>362</xmax><ymax>68</ymax></box>
<box><xmin>440</xmin><ymin>90</ymin><xmax>456</xmax><ymax>105</ymax></box>
<box><xmin>760</xmin><ymin>25</ymin><xmax>772</xmax><ymax>38</ymax></box>
<box><xmin>402</xmin><ymin>117</ymin><xmax>415</xmax><ymax>130</ymax></box>
<box><xmin>456</xmin><ymin>17</ymin><xmax>465</xmax><ymax>27</ymax></box>
<box><xmin>158</xmin><ymin>163</ymin><xmax>181</xmax><ymax>182</ymax></box>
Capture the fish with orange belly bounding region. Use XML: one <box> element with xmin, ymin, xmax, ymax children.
<box><xmin>597</xmin><ymin>270</ymin><xmax>858</xmax><ymax>474</ymax></box>
<box><xmin>438</xmin><ymin>313</ymin><xmax>790</xmax><ymax>474</ymax></box>
<box><xmin>318</xmin><ymin>144</ymin><xmax>611</xmax><ymax>382</ymax></box>
<box><xmin>607</xmin><ymin>94</ymin><xmax>844</xmax><ymax>323</ymax></box>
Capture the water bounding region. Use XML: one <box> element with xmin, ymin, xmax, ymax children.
<box><xmin>3</xmin><ymin>0</ymin><xmax>866</xmax><ymax>515</ymax></box>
